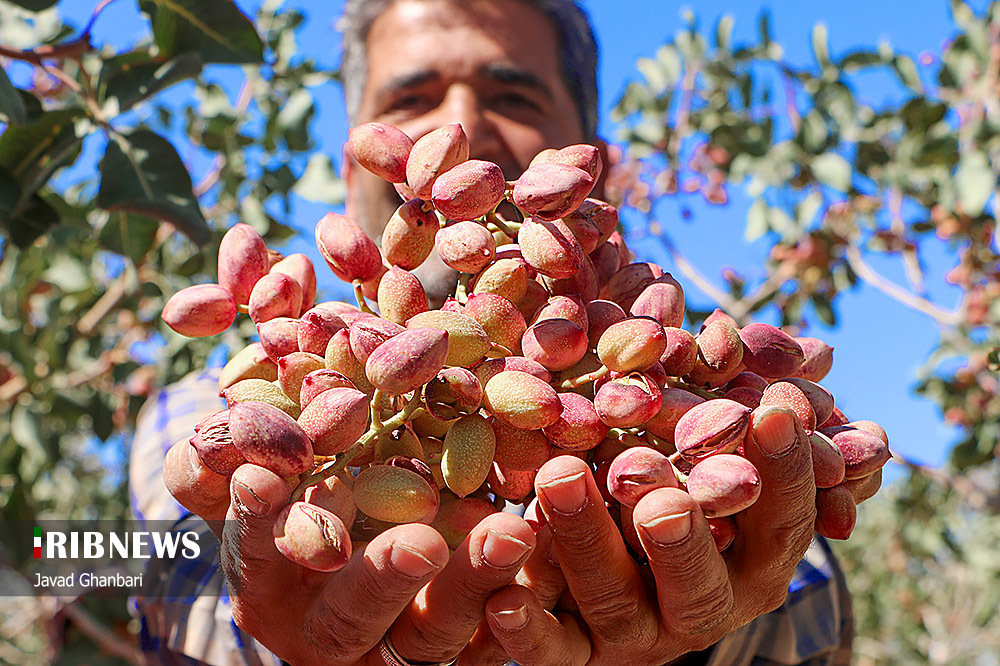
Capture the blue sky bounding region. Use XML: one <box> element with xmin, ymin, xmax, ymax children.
<box><xmin>59</xmin><ymin>0</ymin><xmax>984</xmax><ymax>472</ymax></box>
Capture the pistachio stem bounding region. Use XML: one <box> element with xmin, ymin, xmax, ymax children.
<box><xmin>293</xmin><ymin>393</ymin><xmax>424</xmax><ymax>501</ymax></box>
<box><xmin>370</xmin><ymin>389</ymin><xmax>385</xmax><ymax>429</ymax></box>
<box><xmin>486</xmin><ymin>210</ymin><xmax>520</xmax><ymax>238</ymax></box>
<box><xmin>557</xmin><ymin>364</ymin><xmax>608</xmax><ymax>390</ymax></box>
<box><xmin>352</xmin><ymin>278</ymin><xmax>376</xmax><ymax>315</ymax></box>
<box><xmin>665</xmin><ymin>379</ymin><xmax>721</xmax><ymax>401</ymax></box>
<box><xmin>644</xmin><ymin>432</ymin><xmax>674</xmax><ymax>454</ymax></box>
<box><xmin>666</xmin><ymin>450</ymin><xmax>688</xmax><ymax>485</ymax></box>
<box><xmin>488</xmin><ymin>342</ymin><xmax>513</xmax><ymax>358</ymax></box>
<box><xmin>455</xmin><ymin>272</ymin><xmax>472</xmax><ymax>303</ymax></box>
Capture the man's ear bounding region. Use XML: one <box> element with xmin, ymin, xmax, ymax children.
<box><xmin>592</xmin><ymin>136</ymin><xmax>612</xmax><ymax>201</ymax></box>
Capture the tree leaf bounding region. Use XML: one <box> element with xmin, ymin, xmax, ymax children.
<box><xmin>96</xmin><ymin>129</ymin><xmax>210</xmax><ymax>245</ymax></box>
<box><xmin>812</xmin><ymin>153</ymin><xmax>852</xmax><ymax>191</ymax></box>
<box><xmin>292</xmin><ymin>153</ymin><xmax>345</xmax><ymax>205</ymax></box>
<box><xmin>955</xmin><ymin>150</ymin><xmax>995</xmax><ymax>216</ymax></box>
<box><xmin>893</xmin><ymin>55</ymin><xmax>923</xmax><ymax>92</ymax></box>
<box><xmin>98</xmin><ymin>51</ymin><xmax>203</xmax><ymax>112</ymax></box>
<box><xmin>812</xmin><ymin>23</ymin><xmax>830</xmax><ymax>68</ymax></box>
<box><xmin>0</xmin><ymin>168</ymin><xmax>60</xmax><ymax>247</ymax></box>
<box><xmin>0</xmin><ymin>107</ymin><xmax>84</xmax><ymax>184</ymax></box>
<box><xmin>714</xmin><ymin>15</ymin><xmax>734</xmax><ymax>51</ymax></box>
<box><xmin>97</xmin><ymin>211</ymin><xmax>160</xmax><ymax>262</ymax></box>
<box><xmin>810</xmin><ymin>293</ymin><xmax>837</xmax><ymax>326</ymax></box>
<box><xmin>745</xmin><ymin>198</ymin><xmax>769</xmax><ymax>241</ymax></box>
<box><xmin>137</xmin><ymin>0</ymin><xmax>264</xmax><ymax>65</ymax></box>
<box><xmin>0</xmin><ymin>66</ymin><xmax>26</xmax><ymax>125</ymax></box>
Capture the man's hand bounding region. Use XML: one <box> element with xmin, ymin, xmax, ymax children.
<box><xmin>485</xmin><ymin>406</ymin><xmax>818</xmax><ymax>666</ymax></box>
<box><xmin>164</xmin><ymin>439</ymin><xmax>536</xmax><ymax>665</ymax></box>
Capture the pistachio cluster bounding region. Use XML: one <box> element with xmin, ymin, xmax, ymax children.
<box><xmin>164</xmin><ymin>122</ymin><xmax>889</xmax><ymax>571</ymax></box>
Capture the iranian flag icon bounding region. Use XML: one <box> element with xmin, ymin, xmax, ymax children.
<box><xmin>34</xmin><ymin>527</ymin><xmax>41</xmax><ymax>558</ymax></box>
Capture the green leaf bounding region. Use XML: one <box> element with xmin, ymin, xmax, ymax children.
<box><xmin>812</xmin><ymin>23</ymin><xmax>830</xmax><ymax>68</ymax></box>
<box><xmin>98</xmin><ymin>211</ymin><xmax>160</xmax><ymax>262</ymax></box>
<box><xmin>955</xmin><ymin>150</ymin><xmax>995</xmax><ymax>216</ymax></box>
<box><xmin>0</xmin><ymin>66</ymin><xmax>26</xmax><ymax>125</ymax></box>
<box><xmin>98</xmin><ymin>51</ymin><xmax>203</xmax><ymax>112</ymax></box>
<box><xmin>745</xmin><ymin>199</ymin><xmax>769</xmax><ymax>241</ymax></box>
<box><xmin>2</xmin><ymin>0</ymin><xmax>58</xmax><ymax>10</ymax></box>
<box><xmin>811</xmin><ymin>293</ymin><xmax>837</xmax><ymax>326</ymax></box>
<box><xmin>96</xmin><ymin>129</ymin><xmax>210</xmax><ymax>245</ymax></box>
<box><xmin>0</xmin><ymin>168</ymin><xmax>60</xmax><ymax>247</ymax></box>
<box><xmin>839</xmin><ymin>50</ymin><xmax>883</xmax><ymax>71</ymax></box>
<box><xmin>714</xmin><ymin>15</ymin><xmax>734</xmax><ymax>51</ymax></box>
<box><xmin>757</xmin><ymin>10</ymin><xmax>772</xmax><ymax>45</ymax></box>
<box><xmin>138</xmin><ymin>0</ymin><xmax>264</xmax><ymax>65</ymax></box>
<box><xmin>811</xmin><ymin>153</ymin><xmax>852</xmax><ymax>191</ymax></box>
<box><xmin>0</xmin><ymin>107</ymin><xmax>84</xmax><ymax>184</ymax></box>
<box><xmin>893</xmin><ymin>55</ymin><xmax>923</xmax><ymax>92</ymax></box>
<box><xmin>292</xmin><ymin>154</ymin><xmax>345</xmax><ymax>205</ymax></box>
<box><xmin>41</xmin><ymin>253</ymin><xmax>90</xmax><ymax>292</ymax></box>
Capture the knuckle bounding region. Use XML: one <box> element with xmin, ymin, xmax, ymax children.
<box><xmin>671</xmin><ymin>587</ymin><xmax>734</xmax><ymax>635</ymax></box>
<box><xmin>404</xmin><ymin>618</ymin><xmax>464</xmax><ymax>658</ymax></box>
<box><xmin>768</xmin><ymin>516</ymin><xmax>816</xmax><ymax>568</ymax></box>
<box><xmin>303</xmin><ymin>604</ymin><xmax>372</xmax><ymax>657</ymax></box>
<box><xmin>551</xmin><ymin>519</ymin><xmax>608</xmax><ymax>560</ymax></box>
<box><xmin>583</xmin><ymin>589</ymin><xmax>648</xmax><ymax>644</ymax></box>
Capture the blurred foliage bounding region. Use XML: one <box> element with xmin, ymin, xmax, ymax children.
<box><xmin>834</xmin><ymin>464</ymin><xmax>1000</xmax><ymax>663</ymax></box>
<box><xmin>0</xmin><ymin>0</ymin><xmax>339</xmax><ymax>661</ymax></box>
<box><xmin>610</xmin><ymin>0</ymin><xmax>1000</xmax><ymax>661</ymax></box>
<box><xmin>610</xmin><ymin>0</ymin><xmax>1000</xmax><ymax>470</ymax></box>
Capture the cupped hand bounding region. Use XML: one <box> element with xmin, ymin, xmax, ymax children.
<box><xmin>485</xmin><ymin>406</ymin><xmax>818</xmax><ymax>666</ymax></box>
<box><xmin>164</xmin><ymin>440</ymin><xmax>537</xmax><ymax>666</ymax></box>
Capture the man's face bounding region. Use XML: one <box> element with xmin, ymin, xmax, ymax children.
<box><xmin>345</xmin><ymin>0</ymin><xmax>588</xmax><ymax>239</ymax></box>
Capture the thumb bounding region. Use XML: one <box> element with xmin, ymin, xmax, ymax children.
<box><xmin>221</xmin><ymin>464</ymin><xmax>294</xmax><ymax>600</ymax></box>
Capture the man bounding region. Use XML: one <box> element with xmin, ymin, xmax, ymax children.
<box><xmin>134</xmin><ymin>1</ymin><xmax>854</xmax><ymax>664</ymax></box>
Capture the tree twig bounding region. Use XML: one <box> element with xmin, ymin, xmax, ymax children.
<box><xmin>843</xmin><ymin>245</ymin><xmax>962</xmax><ymax>326</ymax></box>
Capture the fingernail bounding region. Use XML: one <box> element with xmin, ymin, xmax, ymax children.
<box><xmin>538</xmin><ymin>471</ymin><xmax>587</xmax><ymax>514</ymax></box>
<box><xmin>481</xmin><ymin>529</ymin><xmax>531</xmax><ymax>568</ymax></box>
<box><xmin>754</xmin><ymin>408</ymin><xmax>797</xmax><ymax>457</ymax></box>
<box><xmin>640</xmin><ymin>511</ymin><xmax>691</xmax><ymax>545</ymax></box>
<box><xmin>233</xmin><ymin>481</ymin><xmax>269</xmax><ymax>517</ymax></box>
<box><xmin>390</xmin><ymin>543</ymin><xmax>438</xmax><ymax>578</ymax></box>
<box><xmin>490</xmin><ymin>606</ymin><xmax>528</xmax><ymax>630</ymax></box>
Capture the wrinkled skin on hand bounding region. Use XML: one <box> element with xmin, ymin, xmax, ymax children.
<box><xmin>481</xmin><ymin>407</ymin><xmax>826</xmax><ymax>666</ymax></box>
<box><xmin>165</xmin><ymin>440</ymin><xmax>537</xmax><ymax>666</ymax></box>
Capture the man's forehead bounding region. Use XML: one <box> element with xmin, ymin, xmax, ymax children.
<box><xmin>362</xmin><ymin>0</ymin><xmax>565</xmax><ymax>93</ymax></box>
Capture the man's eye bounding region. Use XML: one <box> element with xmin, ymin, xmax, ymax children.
<box><xmin>387</xmin><ymin>95</ymin><xmax>431</xmax><ymax>114</ymax></box>
<box><xmin>492</xmin><ymin>93</ymin><xmax>541</xmax><ymax>112</ymax></box>
<box><xmin>389</xmin><ymin>95</ymin><xmax>424</xmax><ymax>110</ymax></box>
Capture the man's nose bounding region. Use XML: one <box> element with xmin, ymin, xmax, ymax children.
<box><xmin>433</xmin><ymin>85</ymin><xmax>502</xmax><ymax>162</ymax></box>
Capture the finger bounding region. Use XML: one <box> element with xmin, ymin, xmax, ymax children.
<box><xmin>732</xmin><ymin>407</ymin><xmax>817</xmax><ymax>612</ymax></box>
<box><xmin>534</xmin><ymin>456</ymin><xmax>658</xmax><ymax>649</ymax></box>
<box><xmin>632</xmin><ymin>488</ymin><xmax>734</xmax><ymax>638</ymax></box>
<box><xmin>455</xmin><ymin>619</ymin><xmax>510</xmax><ymax>666</ymax></box>
<box><xmin>514</xmin><ymin>525</ymin><xmax>567</xmax><ymax>610</ymax></box>
<box><xmin>485</xmin><ymin>584</ymin><xmax>590</xmax><ymax>666</ymax></box>
<box><xmin>391</xmin><ymin>512</ymin><xmax>536</xmax><ymax>662</ymax></box>
<box><xmin>221</xmin><ymin>464</ymin><xmax>298</xmax><ymax>636</ymax></box>
<box><xmin>164</xmin><ymin>439</ymin><xmax>231</xmax><ymax>528</ymax></box>
<box><xmin>303</xmin><ymin>523</ymin><xmax>449</xmax><ymax>659</ymax></box>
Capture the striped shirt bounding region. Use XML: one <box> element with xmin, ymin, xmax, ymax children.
<box><xmin>129</xmin><ymin>369</ymin><xmax>853</xmax><ymax>665</ymax></box>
